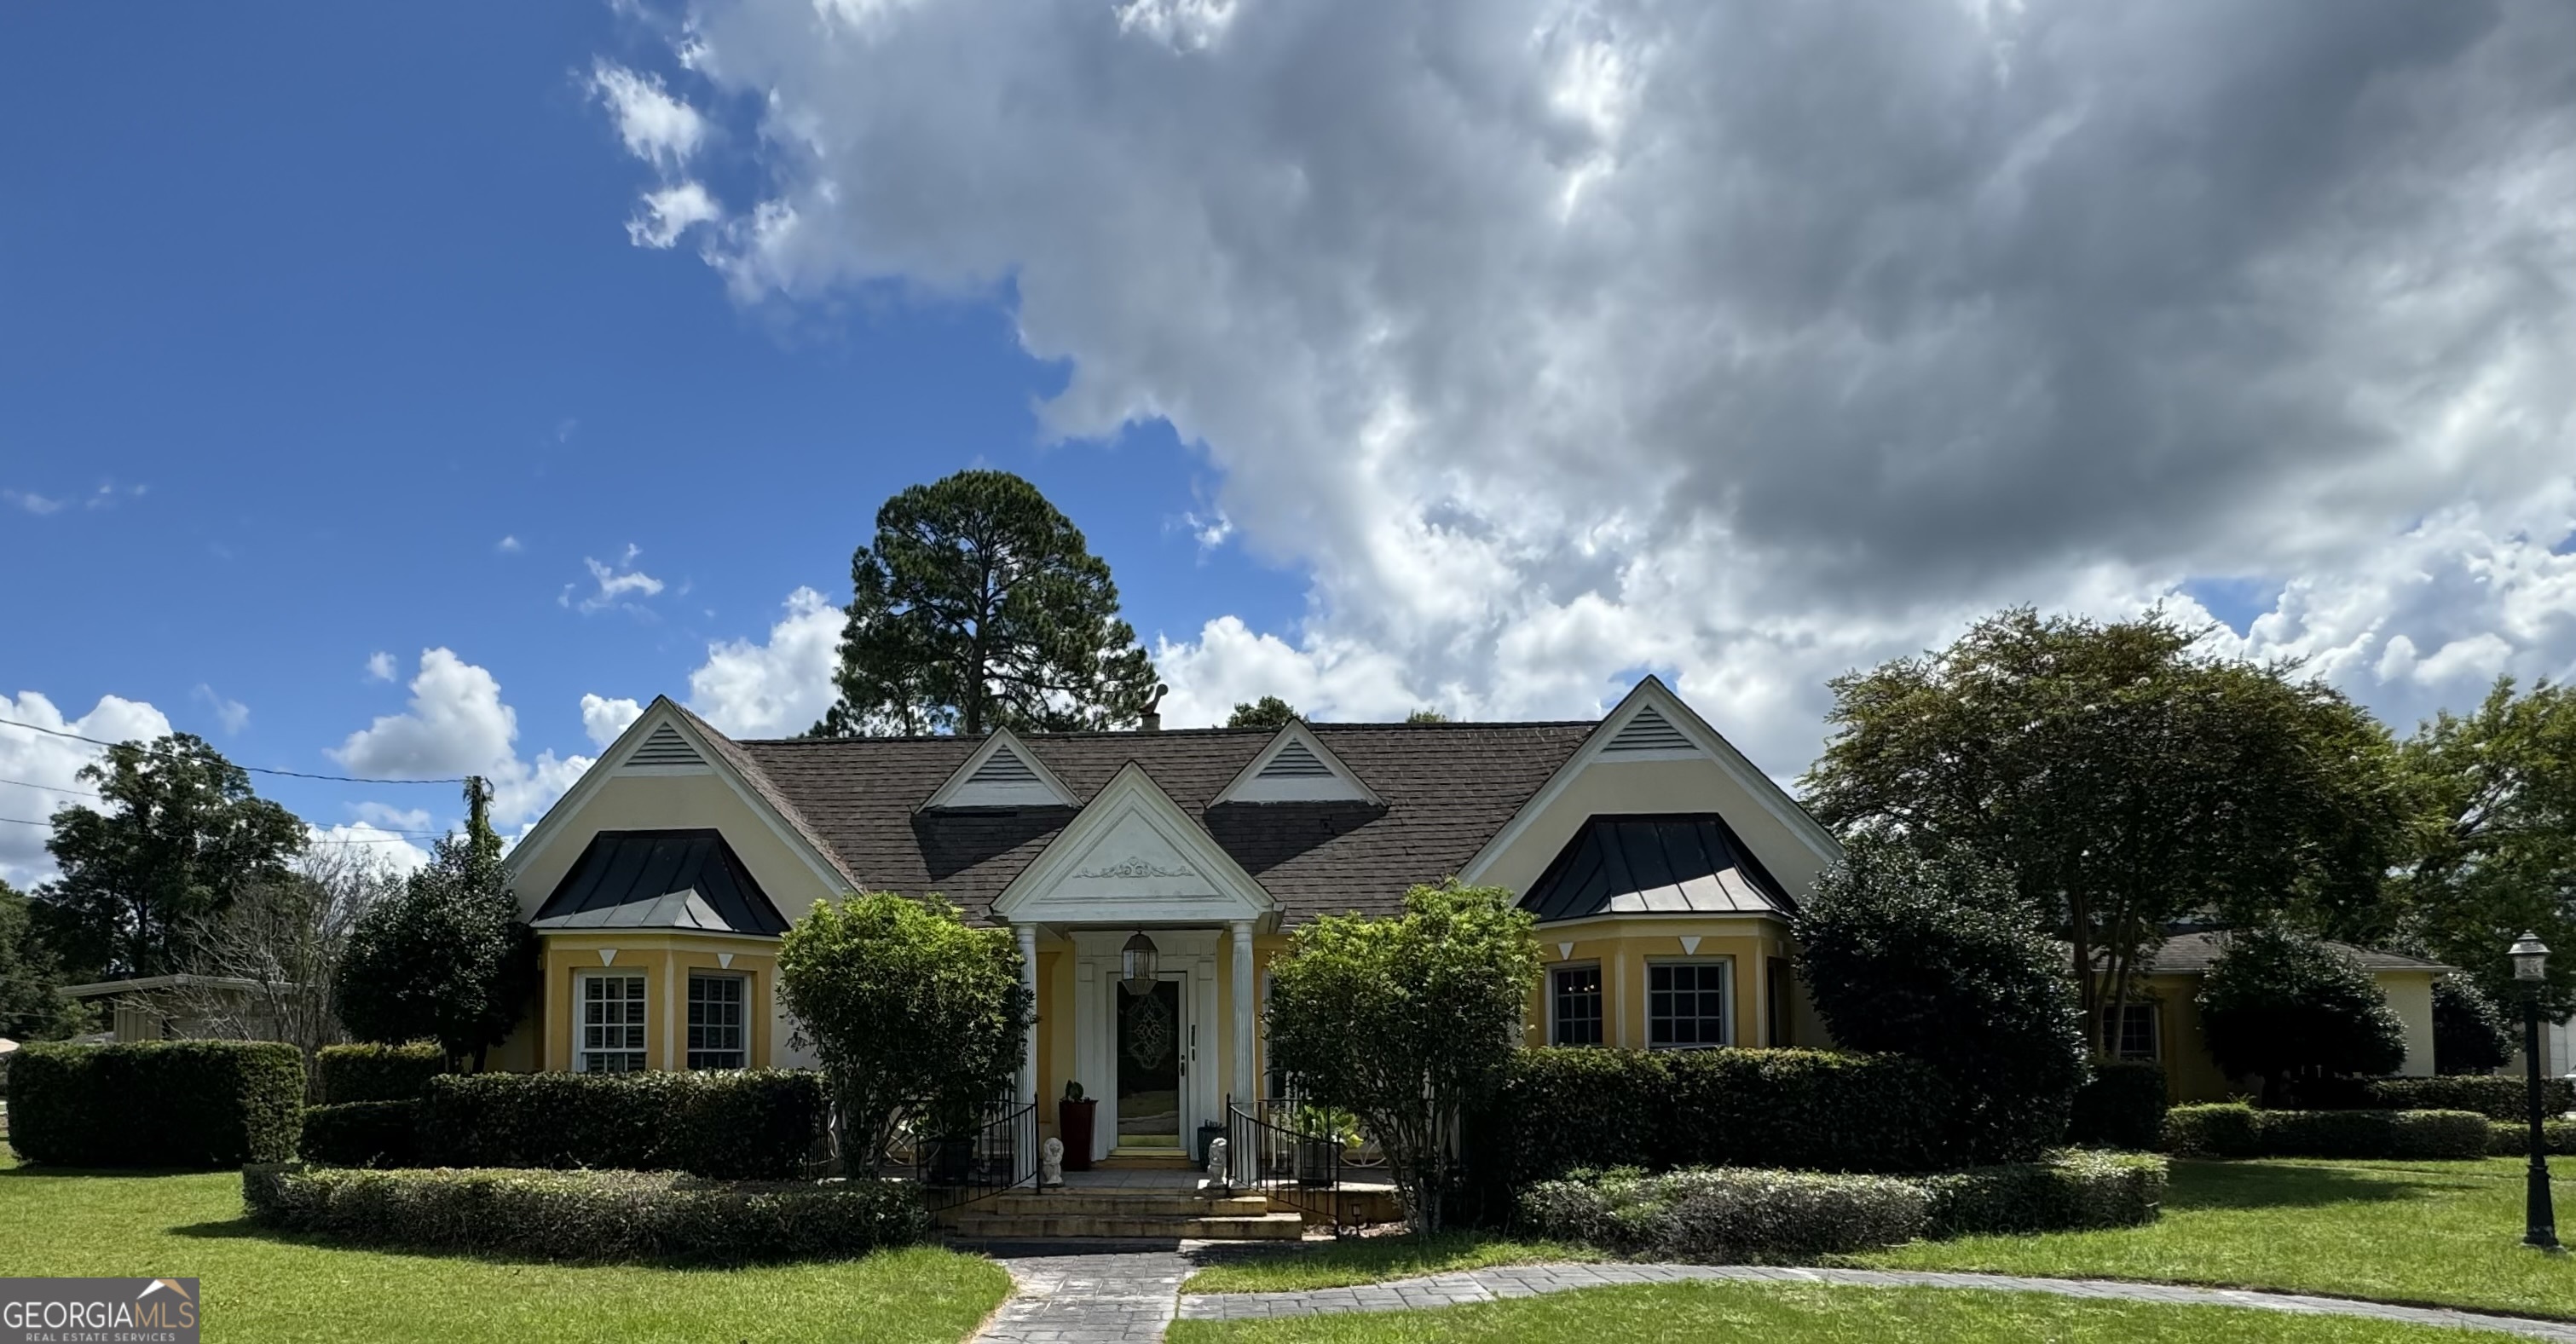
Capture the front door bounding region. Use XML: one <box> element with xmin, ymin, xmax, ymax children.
<box><xmin>1114</xmin><ymin>975</ymin><xmax>1186</xmax><ymax>1150</ymax></box>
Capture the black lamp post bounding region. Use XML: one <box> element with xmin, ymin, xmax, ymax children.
<box><xmin>2511</xmin><ymin>931</ymin><xmax>2558</xmax><ymax>1251</ymax></box>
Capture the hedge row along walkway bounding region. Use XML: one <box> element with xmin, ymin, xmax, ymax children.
<box><xmin>976</xmin><ymin>1254</ymin><xmax>2576</xmax><ymax>1342</ymax></box>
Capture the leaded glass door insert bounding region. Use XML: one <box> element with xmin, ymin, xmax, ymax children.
<box><xmin>1114</xmin><ymin>976</ymin><xmax>1184</xmax><ymax>1147</ymax></box>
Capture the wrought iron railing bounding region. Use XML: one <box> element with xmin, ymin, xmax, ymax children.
<box><xmin>1225</xmin><ymin>1096</ymin><xmax>1346</xmax><ymax>1233</ymax></box>
<box><xmin>908</xmin><ymin>1098</ymin><xmax>1038</xmax><ymax>1213</ymax></box>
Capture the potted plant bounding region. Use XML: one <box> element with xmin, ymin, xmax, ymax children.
<box><xmin>1291</xmin><ymin>1105</ymin><xmax>1351</xmax><ymax>1186</ymax></box>
<box><xmin>1058</xmin><ymin>1081</ymin><xmax>1097</xmax><ymax>1173</ymax></box>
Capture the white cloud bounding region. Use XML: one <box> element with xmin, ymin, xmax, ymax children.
<box><xmin>193</xmin><ymin>684</ymin><xmax>250</xmax><ymax>735</ymax></box>
<box><xmin>580</xmin><ymin>694</ymin><xmax>645</xmax><ymax>747</ymax></box>
<box><xmin>305</xmin><ymin>822</ymin><xmax>435</xmax><ymax>877</ymax></box>
<box><xmin>365</xmin><ymin>651</ymin><xmax>396</xmax><ymax>682</ymax></box>
<box><xmin>618</xmin><ymin>0</ymin><xmax>2576</xmax><ymax>776</ymax></box>
<box><xmin>496</xmin><ymin>535</ymin><xmax>523</xmax><ymax>555</ymax></box>
<box><xmin>684</xmin><ymin>587</ymin><xmax>843</xmax><ymax>737</ymax></box>
<box><xmin>4</xmin><ymin>491</ymin><xmax>63</xmax><ymax>516</ymax></box>
<box><xmin>590</xmin><ymin>61</ymin><xmax>708</xmax><ymax>172</ymax></box>
<box><xmin>330</xmin><ymin>649</ymin><xmax>594</xmax><ymax>828</ymax></box>
<box><xmin>629</xmin><ymin>181</ymin><xmax>723</xmax><ymax>249</ymax></box>
<box><xmin>0</xmin><ymin>691</ymin><xmax>174</xmax><ymax>885</ymax></box>
<box><xmin>567</xmin><ymin>545</ymin><xmax>665</xmax><ymax>614</ymax></box>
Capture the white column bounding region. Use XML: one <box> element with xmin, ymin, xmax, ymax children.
<box><xmin>1017</xmin><ymin>924</ymin><xmax>1041</xmax><ymax>1110</ymax></box>
<box><xmin>1230</xmin><ymin>920</ymin><xmax>1256</xmax><ymax>1105</ymax></box>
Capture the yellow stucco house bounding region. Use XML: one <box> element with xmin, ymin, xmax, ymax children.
<box><xmin>2113</xmin><ymin>932</ymin><xmax>2446</xmax><ymax>1103</ymax></box>
<box><xmin>490</xmin><ymin>674</ymin><xmax>2446</xmax><ymax>1157</ymax></box>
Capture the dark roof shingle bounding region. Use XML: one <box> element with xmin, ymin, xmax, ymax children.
<box><xmin>2140</xmin><ymin>931</ymin><xmax>2450</xmax><ymax>975</ymax></box>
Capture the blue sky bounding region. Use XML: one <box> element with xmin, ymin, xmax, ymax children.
<box><xmin>6</xmin><ymin>1</ymin><xmax>2573</xmax><ymax>880</ymax></box>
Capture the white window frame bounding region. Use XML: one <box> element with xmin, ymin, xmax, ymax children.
<box><xmin>575</xmin><ymin>971</ymin><xmax>649</xmax><ymax>1073</ymax></box>
<box><xmin>686</xmin><ymin>971</ymin><xmax>750</xmax><ymax>1070</ymax></box>
<box><xmin>1645</xmin><ymin>957</ymin><xmax>1733</xmax><ymax>1051</ymax></box>
<box><xmin>1548</xmin><ymin>961</ymin><xmax>1606</xmax><ymax>1047</ymax></box>
<box><xmin>2114</xmin><ymin>1001</ymin><xmax>2160</xmax><ymax>1063</ymax></box>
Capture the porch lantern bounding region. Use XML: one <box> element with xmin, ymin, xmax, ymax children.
<box><xmin>1120</xmin><ymin>932</ymin><xmax>1160</xmax><ymax>996</ymax></box>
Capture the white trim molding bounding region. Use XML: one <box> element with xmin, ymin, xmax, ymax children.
<box><xmin>1212</xmin><ymin>721</ymin><xmax>1382</xmax><ymax>805</ymax></box>
<box><xmin>991</xmin><ymin>763</ymin><xmax>1278</xmax><ymax>927</ymax></box>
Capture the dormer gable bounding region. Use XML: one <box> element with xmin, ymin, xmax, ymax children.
<box><xmin>1212</xmin><ymin>720</ymin><xmax>1382</xmax><ymax>805</ymax></box>
<box><xmin>920</xmin><ymin>729</ymin><xmax>1080</xmax><ymax>810</ymax></box>
<box><xmin>616</xmin><ymin>719</ymin><xmax>712</xmax><ymax>776</ymax></box>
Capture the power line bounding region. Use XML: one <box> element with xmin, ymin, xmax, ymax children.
<box><xmin>0</xmin><ymin>717</ymin><xmax>471</xmax><ymax>785</ymax></box>
<box><xmin>0</xmin><ymin>775</ymin><xmax>105</xmax><ymax>800</ymax></box>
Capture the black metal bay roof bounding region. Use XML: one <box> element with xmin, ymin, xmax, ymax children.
<box><xmin>1517</xmin><ymin>813</ymin><xmax>1793</xmax><ymax>923</ymax></box>
<box><xmin>529</xmin><ymin>829</ymin><xmax>789</xmax><ymax>935</ymax></box>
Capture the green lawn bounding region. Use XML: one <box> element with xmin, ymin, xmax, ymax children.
<box><xmin>1863</xmin><ymin>1157</ymin><xmax>2576</xmax><ymax>1320</ymax></box>
<box><xmin>1165</xmin><ymin>1280</ymin><xmax>2492</xmax><ymax>1343</ymax></box>
<box><xmin>0</xmin><ymin>1156</ymin><xmax>1011</xmax><ymax>1342</ymax></box>
<box><xmin>1184</xmin><ymin>1233</ymin><xmax>1606</xmax><ymax>1293</ymax></box>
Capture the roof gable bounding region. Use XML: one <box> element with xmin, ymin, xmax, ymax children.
<box><xmin>529</xmin><ymin>828</ymin><xmax>790</xmax><ymax>935</ymax></box>
<box><xmin>1520</xmin><ymin>814</ymin><xmax>1792</xmax><ymax>923</ymax></box>
<box><xmin>921</xmin><ymin>729</ymin><xmax>1081</xmax><ymax>810</ymax></box>
<box><xmin>993</xmin><ymin>762</ymin><xmax>1278</xmax><ymax>926</ymax></box>
<box><xmin>1212</xmin><ymin>721</ymin><xmax>1383</xmax><ymax>805</ymax></box>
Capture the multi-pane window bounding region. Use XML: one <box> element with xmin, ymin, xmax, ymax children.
<box><xmin>2115</xmin><ymin>1002</ymin><xmax>2159</xmax><ymax>1062</ymax></box>
<box><xmin>1551</xmin><ymin>965</ymin><xmax>1604</xmax><ymax>1046</ymax></box>
<box><xmin>580</xmin><ymin>973</ymin><xmax>648</xmax><ymax>1073</ymax></box>
<box><xmin>688</xmin><ymin>972</ymin><xmax>747</xmax><ymax>1070</ymax></box>
<box><xmin>1648</xmin><ymin>960</ymin><xmax>1729</xmax><ymax>1049</ymax></box>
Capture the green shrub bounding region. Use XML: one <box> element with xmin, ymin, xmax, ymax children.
<box><xmin>2487</xmin><ymin>1120</ymin><xmax>2576</xmax><ymax>1157</ymax></box>
<box><xmin>2198</xmin><ymin>928</ymin><xmax>2407</xmax><ymax>1105</ymax></box>
<box><xmin>2349</xmin><ymin>1076</ymin><xmax>2573</xmax><ymax>1122</ymax></box>
<box><xmin>7</xmin><ymin>1041</ymin><xmax>303</xmax><ymax>1168</ymax></box>
<box><xmin>299</xmin><ymin>1101</ymin><xmax>421</xmax><ymax>1168</ymax></box>
<box><xmin>420</xmin><ymin>1070</ymin><xmax>825</xmax><ymax>1179</ymax></box>
<box><xmin>314</xmin><ymin>1043</ymin><xmax>447</xmax><ymax>1105</ymax></box>
<box><xmin>1519</xmin><ymin>1167</ymin><xmax>1930</xmax><ymax>1262</ymax></box>
<box><xmin>1917</xmin><ymin>1151</ymin><xmax>2166</xmax><ymax>1237</ymax></box>
<box><xmin>2067</xmin><ymin>1060</ymin><xmax>2169</xmax><ymax>1151</ymax></box>
<box><xmin>2434</xmin><ymin>975</ymin><xmax>2515</xmax><ymax>1076</ymax></box>
<box><xmin>242</xmin><ymin>1165</ymin><xmax>928</xmax><ymax>1264</ymax></box>
<box><xmin>2163</xmin><ymin>1103</ymin><xmax>2262</xmax><ymax>1157</ymax></box>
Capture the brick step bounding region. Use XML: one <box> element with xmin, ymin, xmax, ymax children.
<box><xmin>987</xmin><ymin>1193</ymin><xmax>1272</xmax><ymax>1217</ymax></box>
<box><xmin>946</xmin><ymin>1212</ymin><xmax>1308</xmax><ymax>1241</ymax></box>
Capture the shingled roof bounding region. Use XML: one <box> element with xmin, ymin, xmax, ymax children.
<box><xmin>727</xmin><ymin>721</ymin><xmax>1597</xmax><ymax>925</ymax></box>
<box><xmin>2138</xmin><ymin>931</ymin><xmax>2450</xmax><ymax>975</ymax></box>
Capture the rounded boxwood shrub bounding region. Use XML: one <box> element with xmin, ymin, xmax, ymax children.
<box><xmin>420</xmin><ymin>1069</ymin><xmax>825</xmax><ymax>1179</ymax></box>
<box><xmin>244</xmin><ymin>1165</ymin><xmax>928</xmax><ymax>1264</ymax></box>
<box><xmin>1916</xmin><ymin>1151</ymin><xmax>2166</xmax><ymax>1237</ymax></box>
<box><xmin>9</xmin><ymin>1040</ymin><xmax>303</xmax><ymax>1168</ymax></box>
<box><xmin>2434</xmin><ymin>975</ymin><xmax>2514</xmax><ymax>1076</ymax></box>
<box><xmin>2488</xmin><ymin>1119</ymin><xmax>2576</xmax><ymax>1157</ymax></box>
<box><xmin>2067</xmin><ymin>1060</ymin><xmax>2170</xmax><ymax>1151</ymax></box>
<box><xmin>1519</xmin><ymin>1167</ymin><xmax>1932</xmax><ymax>1263</ymax></box>
<box><xmin>2255</xmin><ymin>1108</ymin><xmax>2489</xmax><ymax>1160</ymax></box>
<box><xmin>2198</xmin><ymin>928</ymin><xmax>2406</xmax><ymax>1104</ymax></box>
<box><xmin>2346</xmin><ymin>1076</ymin><xmax>2574</xmax><ymax>1122</ymax></box>
<box><xmin>300</xmin><ymin>1100</ymin><xmax>422</xmax><ymax>1168</ymax></box>
<box><xmin>2163</xmin><ymin>1103</ymin><xmax>2262</xmax><ymax>1157</ymax></box>
<box><xmin>315</xmin><ymin>1042</ymin><xmax>446</xmax><ymax>1105</ymax></box>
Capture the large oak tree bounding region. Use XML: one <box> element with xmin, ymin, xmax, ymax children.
<box><xmin>812</xmin><ymin>470</ymin><xmax>1159</xmax><ymax>737</ymax></box>
<box><xmin>1801</xmin><ymin>608</ymin><xmax>2410</xmax><ymax>1050</ymax></box>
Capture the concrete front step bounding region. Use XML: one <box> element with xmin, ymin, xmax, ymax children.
<box><xmin>947</xmin><ymin>1211</ymin><xmax>1308</xmax><ymax>1241</ymax></box>
<box><xmin>987</xmin><ymin>1193</ymin><xmax>1272</xmax><ymax>1217</ymax></box>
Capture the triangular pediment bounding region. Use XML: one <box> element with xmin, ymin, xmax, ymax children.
<box><xmin>1213</xmin><ymin>721</ymin><xmax>1381</xmax><ymax>805</ymax></box>
<box><xmin>995</xmin><ymin>763</ymin><xmax>1276</xmax><ymax>926</ymax></box>
<box><xmin>921</xmin><ymin>730</ymin><xmax>1079</xmax><ymax>810</ymax></box>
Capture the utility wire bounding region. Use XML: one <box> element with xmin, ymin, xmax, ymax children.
<box><xmin>0</xmin><ymin>716</ymin><xmax>471</xmax><ymax>785</ymax></box>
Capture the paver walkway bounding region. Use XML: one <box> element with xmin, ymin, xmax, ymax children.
<box><xmin>976</xmin><ymin>1252</ymin><xmax>2576</xmax><ymax>1342</ymax></box>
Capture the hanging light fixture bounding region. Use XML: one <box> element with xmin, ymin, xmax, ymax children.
<box><xmin>1120</xmin><ymin>932</ymin><xmax>1160</xmax><ymax>996</ymax></box>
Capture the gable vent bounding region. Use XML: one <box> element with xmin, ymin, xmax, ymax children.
<box><xmin>968</xmin><ymin>746</ymin><xmax>1040</xmax><ymax>786</ymax></box>
<box><xmin>1257</xmin><ymin>740</ymin><xmax>1335</xmax><ymax>779</ymax></box>
<box><xmin>1605</xmin><ymin>705</ymin><xmax>1693</xmax><ymax>753</ymax></box>
<box><xmin>626</xmin><ymin>723</ymin><xmax>705</xmax><ymax>769</ymax></box>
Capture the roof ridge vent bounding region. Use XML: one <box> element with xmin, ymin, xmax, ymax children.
<box><xmin>626</xmin><ymin>722</ymin><xmax>706</xmax><ymax>769</ymax></box>
<box><xmin>1256</xmin><ymin>740</ymin><xmax>1334</xmax><ymax>778</ymax></box>
<box><xmin>1604</xmin><ymin>704</ymin><xmax>1692</xmax><ymax>753</ymax></box>
<box><xmin>967</xmin><ymin>744</ymin><xmax>1040</xmax><ymax>786</ymax></box>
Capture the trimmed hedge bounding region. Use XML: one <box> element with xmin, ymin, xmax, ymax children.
<box><xmin>1516</xmin><ymin>1151</ymin><xmax>2168</xmax><ymax>1262</ymax></box>
<box><xmin>2487</xmin><ymin>1120</ymin><xmax>2576</xmax><ymax>1157</ymax></box>
<box><xmin>243</xmin><ymin>1165</ymin><xmax>928</xmax><ymax>1264</ymax></box>
<box><xmin>2067</xmin><ymin>1060</ymin><xmax>2169</xmax><ymax>1151</ymax></box>
<box><xmin>2351</xmin><ymin>1076</ymin><xmax>2573</xmax><ymax>1122</ymax></box>
<box><xmin>300</xmin><ymin>1100</ymin><xmax>422</xmax><ymax>1168</ymax></box>
<box><xmin>2164</xmin><ymin>1103</ymin><xmax>2490</xmax><ymax>1159</ymax></box>
<box><xmin>1470</xmin><ymin>1047</ymin><xmax>1960</xmax><ymax>1199</ymax></box>
<box><xmin>1917</xmin><ymin>1151</ymin><xmax>2167</xmax><ymax>1237</ymax></box>
<box><xmin>7</xmin><ymin>1041</ymin><xmax>303</xmax><ymax>1168</ymax></box>
<box><xmin>421</xmin><ymin>1070</ymin><xmax>825</xmax><ymax>1180</ymax></box>
<box><xmin>315</xmin><ymin>1043</ymin><xmax>446</xmax><ymax>1105</ymax></box>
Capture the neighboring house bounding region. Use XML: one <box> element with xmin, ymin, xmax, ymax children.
<box><xmin>496</xmin><ymin>677</ymin><xmax>1839</xmax><ymax>1161</ymax></box>
<box><xmin>2110</xmin><ymin>932</ymin><xmax>2445</xmax><ymax>1102</ymax></box>
<box><xmin>54</xmin><ymin>974</ymin><xmax>282</xmax><ymax>1043</ymax></box>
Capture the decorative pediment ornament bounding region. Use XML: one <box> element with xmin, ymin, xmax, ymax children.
<box><xmin>1076</xmin><ymin>857</ymin><xmax>1198</xmax><ymax>880</ymax></box>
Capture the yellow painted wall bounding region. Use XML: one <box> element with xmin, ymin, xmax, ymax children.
<box><xmin>528</xmin><ymin>932</ymin><xmax>780</xmax><ymax>1072</ymax></box>
<box><xmin>1470</xmin><ymin>757</ymin><xmax>1835</xmax><ymax>903</ymax></box>
<box><xmin>1523</xmin><ymin>916</ymin><xmax>1804</xmax><ymax>1050</ymax></box>
<box><xmin>2135</xmin><ymin>967</ymin><xmax>2444</xmax><ymax>1103</ymax></box>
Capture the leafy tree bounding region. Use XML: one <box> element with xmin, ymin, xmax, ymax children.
<box><xmin>332</xmin><ymin>781</ymin><xmax>536</xmax><ymax>1070</ymax></box>
<box><xmin>2431</xmin><ymin>973</ymin><xmax>2514</xmax><ymax>1076</ymax></box>
<box><xmin>812</xmin><ymin>470</ymin><xmax>1159</xmax><ymax>737</ymax></box>
<box><xmin>1267</xmin><ymin>880</ymin><xmax>1541</xmax><ymax>1232</ymax></box>
<box><xmin>0</xmin><ymin>880</ymin><xmax>90</xmax><ymax>1041</ymax></box>
<box><xmin>2197</xmin><ymin>926</ymin><xmax>2407</xmax><ymax>1103</ymax></box>
<box><xmin>1227</xmin><ymin>696</ymin><xmax>1299</xmax><ymax>730</ymax></box>
<box><xmin>1401</xmin><ymin>708</ymin><xmax>1449</xmax><ymax>724</ymax></box>
<box><xmin>34</xmin><ymin>733</ymin><xmax>306</xmax><ymax>980</ymax></box>
<box><xmin>1802</xmin><ymin>607</ymin><xmax>2410</xmax><ymax>1052</ymax></box>
<box><xmin>2390</xmin><ymin>678</ymin><xmax>2576</xmax><ymax>1016</ymax></box>
<box><xmin>1793</xmin><ymin>834</ymin><xmax>2088</xmax><ymax>1162</ymax></box>
<box><xmin>775</xmin><ymin>891</ymin><xmax>1031</xmax><ymax>1169</ymax></box>
<box><xmin>172</xmin><ymin>846</ymin><xmax>397</xmax><ymax>1068</ymax></box>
